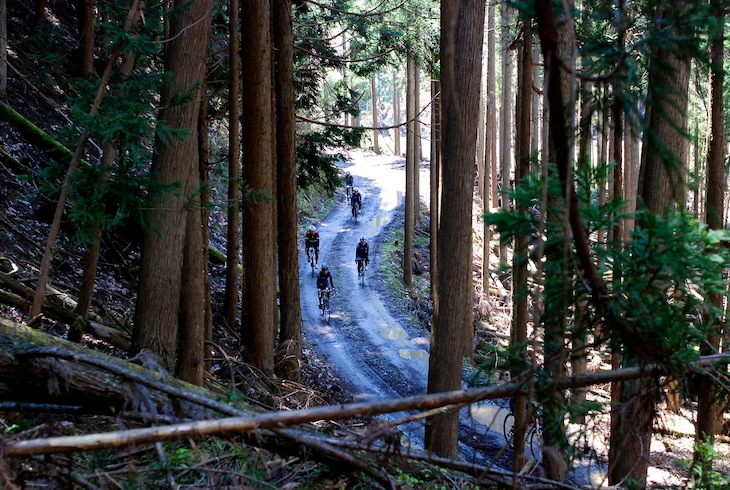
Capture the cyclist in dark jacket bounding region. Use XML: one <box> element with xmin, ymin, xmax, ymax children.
<box><xmin>355</xmin><ymin>236</ymin><xmax>369</xmax><ymax>275</ymax></box>
<box><xmin>344</xmin><ymin>172</ymin><xmax>354</xmax><ymax>198</ymax></box>
<box><xmin>350</xmin><ymin>188</ymin><xmax>362</xmax><ymax>216</ymax></box>
<box><xmin>316</xmin><ymin>264</ymin><xmax>334</xmax><ymax>307</ymax></box>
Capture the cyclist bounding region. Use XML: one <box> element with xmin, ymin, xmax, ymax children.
<box><xmin>355</xmin><ymin>236</ymin><xmax>369</xmax><ymax>275</ymax></box>
<box><xmin>344</xmin><ymin>171</ymin><xmax>354</xmax><ymax>187</ymax></box>
<box><xmin>316</xmin><ymin>264</ymin><xmax>335</xmax><ymax>308</ymax></box>
<box><xmin>350</xmin><ymin>187</ymin><xmax>363</xmax><ymax>217</ymax></box>
<box><xmin>305</xmin><ymin>225</ymin><xmax>320</xmax><ymax>265</ymax></box>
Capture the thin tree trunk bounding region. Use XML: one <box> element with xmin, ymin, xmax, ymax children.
<box><xmin>488</xmin><ymin>0</ymin><xmax>498</xmax><ymax>211</ymax></box>
<box><xmin>511</xmin><ymin>20</ymin><xmax>532</xmax><ymax>474</ymax></box>
<box><xmin>189</xmin><ymin>76</ymin><xmax>211</xmax><ymax>381</ymax></box>
<box><xmin>31</xmin><ymin>1</ymin><xmax>142</xmax><ymax>321</ymax></box>
<box><xmin>414</xmin><ymin>61</ymin><xmax>421</xmax><ymax>223</ymax></box>
<box><xmin>482</xmin><ymin>1</ymin><xmax>496</xmax><ymax>297</ymax></box>
<box><xmin>404</xmin><ymin>54</ymin><xmax>415</xmax><ymax>286</ymax></box>
<box><xmin>597</xmin><ymin>85</ymin><xmax>609</xmax><ymax>244</ymax></box>
<box><xmin>571</xmin><ymin>79</ymin><xmax>593</xmax><ymax>423</ymax></box>
<box><xmin>1</xmin><ymin>0</ymin><xmax>8</xmax><ymax>99</ymax></box>
<box><xmin>223</xmin><ymin>0</ymin><xmax>240</xmax><ymax>329</ymax></box>
<box><xmin>71</xmin><ymin>42</ymin><xmax>134</xmax><ymax>338</ymax></box>
<box><xmin>429</xmin><ymin>77</ymin><xmax>440</xmax><ymax>295</ymax></box>
<box><xmin>371</xmin><ymin>76</ymin><xmax>379</xmax><ymax>154</ymax></box>
<box><xmin>695</xmin><ymin>0</ymin><xmax>724</xmax><ymax>472</ymax></box>
<box><xmin>77</xmin><ymin>0</ymin><xmax>94</xmax><ymax>77</ymax></box>
<box><xmin>72</xmin><ymin>80</ymin><xmax>131</xmax><ymax>326</ymax></box>
<box><xmin>34</xmin><ymin>0</ymin><xmax>46</xmax><ymax>29</ymax></box>
<box><xmin>177</xmin><ymin>188</ymin><xmax>206</xmax><ymax>385</ymax></box>
<box><xmin>498</xmin><ymin>1</ymin><xmax>513</xmax><ymax>269</ymax></box>
<box><xmin>476</xmin><ymin>81</ymin><xmax>485</xmax><ymax>200</ymax></box>
<box><xmin>393</xmin><ymin>71</ymin><xmax>401</xmax><ymax>156</ymax></box>
<box><xmin>273</xmin><ymin>0</ymin><xmax>303</xmax><ymax>381</ymax></box>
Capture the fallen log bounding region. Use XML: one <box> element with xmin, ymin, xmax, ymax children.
<box><xmin>0</xmin><ymin>286</ymin><xmax>131</xmax><ymax>351</ymax></box>
<box><xmin>0</xmin><ymin>101</ymin><xmax>87</xmax><ymax>167</ymax></box>
<box><xmin>0</xmin><ymin>318</ymin><xmax>242</xmax><ymax>419</ymax></box>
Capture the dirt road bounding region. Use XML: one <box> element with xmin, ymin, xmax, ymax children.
<box><xmin>299</xmin><ymin>150</ymin><xmax>511</xmax><ymax>466</ymax></box>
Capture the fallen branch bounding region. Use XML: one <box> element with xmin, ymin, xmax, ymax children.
<box><xmin>0</xmin><ymin>318</ymin><xmax>237</xmax><ymax>419</ymax></box>
<box><xmin>0</xmin><ymin>101</ymin><xmax>84</xmax><ymax>167</ymax></box>
<box><xmin>3</xmin><ymin>353</ymin><xmax>727</xmax><ymax>457</ymax></box>
<box><xmin>0</xmin><ymin>286</ymin><xmax>131</xmax><ymax>351</ymax></box>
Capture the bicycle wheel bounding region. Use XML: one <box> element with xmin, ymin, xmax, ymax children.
<box><xmin>527</xmin><ymin>425</ymin><xmax>542</xmax><ymax>461</ymax></box>
<box><xmin>502</xmin><ymin>412</ymin><xmax>515</xmax><ymax>447</ymax></box>
<box><xmin>310</xmin><ymin>254</ymin><xmax>316</xmax><ymax>276</ymax></box>
<box><xmin>353</xmin><ymin>205</ymin><xmax>358</xmax><ymax>223</ymax></box>
<box><xmin>324</xmin><ymin>297</ymin><xmax>330</xmax><ymax>323</ymax></box>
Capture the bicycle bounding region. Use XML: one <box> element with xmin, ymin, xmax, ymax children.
<box><xmin>306</xmin><ymin>247</ymin><xmax>317</xmax><ymax>276</ymax></box>
<box><xmin>318</xmin><ymin>287</ymin><xmax>333</xmax><ymax>323</ymax></box>
<box><xmin>352</xmin><ymin>203</ymin><xmax>359</xmax><ymax>223</ymax></box>
<box><xmin>356</xmin><ymin>258</ymin><xmax>368</xmax><ymax>281</ymax></box>
<box><xmin>502</xmin><ymin>404</ymin><xmax>542</xmax><ymax>461</ymax></box>
<box><xmin>346</xmin><ymin>184</ymin><xmax>352</xmax><ymax>199</ymax></box>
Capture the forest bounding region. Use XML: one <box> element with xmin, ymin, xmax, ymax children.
<box><xmin>1</xmin><ymin>0</ymin><xmax>730</xmax><ymax>489</ymax></box>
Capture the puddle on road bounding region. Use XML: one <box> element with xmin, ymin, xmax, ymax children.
<box><xmin>380</xmin><ymin>326</ymin><xmax>408</xmax><ymax>340</ymax></box>
<box><xmin>398</xmin><ymin>349</ymin><xmax>429</xmax><ymax>360</ymax></box>
<box><xmin>470</xmin><ymin>403</ymin><xmax>510</xmax><ymax>434</ymax></box>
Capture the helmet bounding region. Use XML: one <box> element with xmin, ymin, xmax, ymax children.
<box><xmin>360</xmin><ymin>236</ymin><xmax>366</xmax><ymax>242</ymax></box>
<box><xmin>321</xmin><ymin>264</ymin><xmax>329</xmax><ymax>270</ymax></box>
<box><xmin>309</xmin><ymin>225</ymin><xmax>315</xmax><ymax>231</ymax></box>
<box><xmin>345</xmin><ymin>171</ymin><xmax>350</xmax><ymax>176</ymax></box>
<box><xmin>354</xmin><ymin>188</ymin><xmax>359</xmax><ymax>193</ymax></box>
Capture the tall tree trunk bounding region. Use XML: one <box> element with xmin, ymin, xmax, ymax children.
<box><xmin>0</xmin><ymin>0</ymin><xmax>5</xmax><ymax>99</ymax></box>
<box><xmin>612</xmin><ymin>2</ymin><xmax>691</xmax><ymax>485</ymax></box>
<box><xmin>77</xmin><ymin>0</ymin><xmax>94</xmax><ymax>77</ymax></box>
<box><xmin>414</xmin><ymin>61</ymin><xmax>421</xmax><ymax>223</ymax></box>
<box><xmin>273</xmin><ymin>0</ymin><xmax>303</xmax><ymax>381</ymax></box>
<box><xmin>571</xmin><ymin>79</ymin><xmax>593</xmax><ymax>424</ymax></box>
<box><xmin>694</xmin><ymin>0</ymin><xmax>725</xmax><ymax>473</ymax></box>
<box><xmin>476</xmin><ymin>81</ymin><xmax>485</xmax><ymax>200</ymax></box>
<box><xmin>223</xmin><ymin>0</ymin><xmax>240</xmax><ymax>329</ymax></box>
<box><xmin>429</xmin><ymin>76</ymin><xmax>440</xmax><ymax>295</ymax></box>
<box><xmin>184</xmin><ymin>76</ymin><xmax>211</xmax><ymax>382</ymax></box>
<box><xmin>404</xmin><ymin>55</ymin><xmax>415</xmax><ymax>286</ymax></box>
<box><xmin>240</xmin><ymin>3</ymin><xmax>277</xmax><ymax>374</ymax></box>
<box><xmin>540</xmin><ymin>1</ymin><xmax>576</xmax><ymax>479</ymax></box>
<box><xmin>637</xmin><ymin>11</ymin><xmax>690</xmax><ymax>214</ymax></box>
<box><xmin>511</xmin><ymin>19</ymin><xmax>532</xmax><ymax>474</ymax></box>
<box><xmin>34</xmin><ymin>0</ymin><xmax>46</xmax><ymax>29</ymax></box>
<box><xmin>425</xmin><ymin>0</ymin><xmax>484</xmax><ymax>458</ymax></box>
<box><xmin>371</xmin><ymin>76</ymin><xmax>379</xmax><ymax>154</ymax></box>
<box><xmin>488</xmin><ymin>0</ymin><xmax>498</xmax><ymax>211</ymax></box>
<box><xmin>498</xmin><ymin>1</ymin><xmax>513</xmax><ymax>269</ymax></box>
<box><xmin>177</xmin><ymin>186</ymin><xmax>206</xmax><ymax>385</ymax></box>
<box><xmin>596</xmin><ymin>85</ymin><xmax>609</xmax><ymax>244</ymax></box>
<box><xmin>133</xmin><ymin>0</ymin><xmax>213</xmax><ymax>382</ymax></box>
<box><xmin>482</xmin><ymin>1</ymin><xmax>497</xmax><ymax>297</ymax></box>
<box><xmin>393</xmin><ymin>71</ymin><xmax>401</xmax><ymax>156</ymax></box>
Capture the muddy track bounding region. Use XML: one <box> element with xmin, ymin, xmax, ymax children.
<box><xmin>298</xmin><ymin>151</ymin><xmax>514</xmax><ymax>468</ymax></box>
